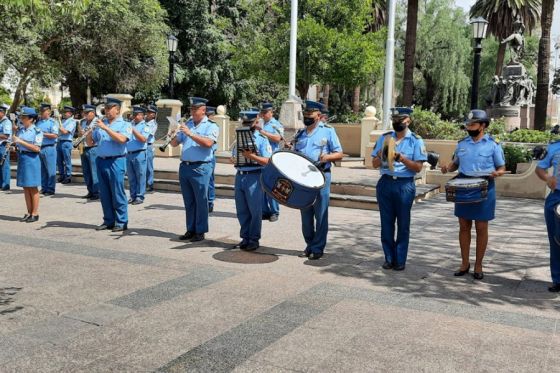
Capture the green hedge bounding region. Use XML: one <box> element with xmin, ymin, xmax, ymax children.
<box><xmin>503</xmin><ymin>144</ymin><xmax>532</xmax><ymax>173</ymax></box>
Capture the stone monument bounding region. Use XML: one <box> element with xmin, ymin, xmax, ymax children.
<box><xmin>486</xmin><ymin>16</ymin><xmax>535</xmax><ymax>130</ymax></box>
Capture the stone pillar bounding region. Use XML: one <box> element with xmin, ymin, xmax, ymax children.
<box><xmin>154</xmin><ymin>99</ymin><xmax>184</xmax><ymax>157</ymax></box>
<box><xmin>361</xmin><ymin>106</ymin><xmax>381</xmax><ymax>159</ymax></box>
<box><xmin>107</xmin><ymin>93</ymin><xmax>133</xmax><ymax>117</ymax></box>
<box><xmin>279</xmin><ymin>98</ymin><xmax>304</xmax><ymax>144</ymax></box>
<box><xmin>213</xmin><ymin>105</ymin><xmax>230</xmax><ymax>152</ymax></box>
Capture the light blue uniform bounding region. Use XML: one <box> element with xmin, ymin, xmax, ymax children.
<box><xmin>126</xmin><ymin>120</ymin><xmax>150</xmax><ymax>202</ymax></box>
<box><xmin>262</xmin><ymin>118</ymin><xmax>284</xmax><ymax>218</ymax></box>
<box><xmin>233</xmin><ymin>131</ymin><xmax>272</xmax><ymax>245</ymax></box>
<box><xmin>56</xmin><ymin>117</ymin><xmax>76</xmax><ymax>181</ymax></box>
<box><xmin>372</xmin><ymin>129</ymin><xmax>427</xmax><ymax>267</ymax></box>
<box><xmin>208</xmin><ymin>141</ymin><xmax>217</xmax><ymax>210</ymax></box>
<box><xmin>294</xmin><ymin>122</ymin><xmax>342</xmax><ymax>254</ymax></box>
<box><xmin>16</xmin><ymin>125</ymin><xmax>43</xmax><ymax>188</ymax></box>
<box><xmin>145</xmin><ymin>118</ymin><xmax>157</xmax><ymax>189</ymax></box>
<box><xmin>80</xmin><ymin>118</ymin><xmax>99</xmax><ymax>197</ymax></box>
<box><xmin>176</xmin><ymin>116</ymin><xmax>219</xmax><ymax>234</ymax></box>
<box><xmin>0</xmin><ymin>116</ymin><xmax>13</xmax><ymax>190</ymax></box>
<box><xmin>36</xmin><ymin>117</ymin><xmax>59</xmax><ymax>193</ymax></box>
<box><xmin>92</xmin><ymin>117</ymin><xmax>132</xmax><ymax>228</ymax></box>
<box><xmin>452</xmin><ymin>134</ymin><xmax>505</xmax><ymax>221</ymax></box>
<box><xmin>538</xmin><ymin>141</ymin><xmax>560</xmax><ymax>284</ymax></box>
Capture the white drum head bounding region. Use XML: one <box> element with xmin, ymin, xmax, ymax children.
<box><xmin>556</xmin><ymin>204</ymin><xmax>560</xmax><ymax>216</ymax></box>
<box><xmin>448</xmin><ymin>178</ymin><xmax>486</xmax><ymax>186</ymax></box>
<box><xmin>271</xmin><ymin>152</ymin><xmax>325</xmax><ymax>188</ymax></box>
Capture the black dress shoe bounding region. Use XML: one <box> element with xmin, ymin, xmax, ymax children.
<box><xmin>209</xmin><ymin>205</ymin><xmax>214</xmax><ymax>213</ymax></box>
<box><xmin>382</xmin><ymin>262</ymin><xmax>393</xmax><ymax>270</ymax></box>
<box><xmin>61</xmin><ymin>179</ymin><xmax>71</xmax><ymax>184</ymax></box>
<box><xmin>269</xmin><ymin>214</ymin><xmax>279</xmax><ymax>222</ymax></box>
<box><xmin>298</xmin><ymin>250</ymin><xmax>311</xmax><ymax>258</ymax></box>
<box><xmin>262</xmin><ymin>214</ymin><xmax>271</xmax><ymax>221</ymax></box>
<box><xmin>96</xmin><ymin>224</ymin><xmax>113</xmax><ymax>231</ymax></box>
<box><xmin>43</xmin><ymin>192</ymin><xmax>54</xmax><ymax>196</ymax></box>
<box><xmin>128</xmin><ymin>198</ymin><xmax>134</xmax><ymax>204</ymax></box>
<box><xmin>112</xmin><ymin>224</ymin><xmax>128</xmax><ymax>232</ymax></box>
<box><xmin>308</xmin><ymin>252</ymin><xmax>323</xmax><ymax>260</ymax></box>
<box><xmin>473</xmin><ymin>271</ymin><xmax>484</xmax><ymax>280</ymax></box>
<box><xmin>20</xmin><ymin>214</ymin><xmax>30</xmax><ymax>222</ymax></box>
<box><xmin>190</xmin><ymin>233</ymin><xmax>205</xmax><ymax>242</ymax></box>
<box><xmin>57</xmin><ymin>177</ymin><xmax>63</xmax><ymax>182</ymax></box>
<box><xmin>243</xmin><ymin>241</ymin><xmax>259</xmax><ymax>251</ymax></box>
<box><xmin>179</xmin><ymin>231</ymin><xmax>195</xmax><ymax>240</ymax></box>
<box><xmin>454</xmin><ymin>264</ymin><xmax>470</xmax><ymax>277</ymax></box>
<box><xmin>26</xmin><ymin>215</ymin><xmax>39</xmax><ymax>223</ymax></box>
<box><xmin>393</xmin><ymin>265</ymin><xmax>406</xmax><ymax>271</ymax></box>
<box><xmin>548</xmin><ymin>283</ymin><xmax>560</xmax><ymax>292</ymax></box>
<box><xmin>147</xmin><ymin>186</ymin><xmax>154</xmax><ymax>192</ymax></box>
<box><xmin>1</xmin><ymin>187</ymin><xmax>10</xmax><ymax>191</ymax></box>
<box><xmin>82</xmin><ymin>193</ymin><xmax>93</xmax><ymax>199</ymax></box>
<box><xmin>89</xmin><ymin>195</ymin><xmax>100</xmax><ymax>201</ymax></box>
<box><xmin>131</xmin><ymin>199</ymin><xmax>143</xmax><ymax>205</ymax></box>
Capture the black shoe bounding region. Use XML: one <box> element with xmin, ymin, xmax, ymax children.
<box><xmin>82</xmin><ymin>193</ymin><xmax>93</xmax><ymax>199</ymax></box>
<box><xmin>382</xmin><ymin>261</ymin><xmax>393</xmax><ymax>270</ymax></box>
<box><xmin>61</xmin><ymin>179</ymin><xmax>71</xmax><ymax>184</ymax></box>
<box><xmin>209</xmin><ymin>205</ymin><xmax>214</xmax><ymax>213</ymax></box>
<box><xmin>40</xmin><ymin>190</ymin><xmax>46</xmax><ymax>195</ymax></box>
<box><xmin>96</xmin><ymin>224</ymin><xmax>113</xmax><ymax>231</ymax></box>
<box><xmin>308</xmin><ymin>252</ymin><xmax>323</xmax><ymax>260</ymax></box>
<box><xmin>1</xmin><ymin>187</ymin><xmax>10</xmax><ymax>191</ymax></box>
<box><xmin>269</xmin><ymin>214</ymin><xmax>279</xmax><ymax>222</ymax></box>
<box><xmin>20</xmin><ymin>214</ymin><xmax>30</xmax><ymax>222</ymax></box>
<box><xmin>298</xmin><ymin>250</ymin><xmax>311</xmax><ymax>258</ymax></box>
<box><xmin>548</xmin><ymin>283</ymin><xmax>560</xmax><ymax>292</ymax></box>
<box><xmin>128</xmin><ymin>198</ymin><xmax>134</xmax><ymax>204</ymax></box>
<box><xmin>43</xmin><ymin>192</ymin><xmax>54</xmax><ymax>196</ymax></box>
<box><xmin>179</xmin><ymin>231</ymin><xmax>195</xmax><ymax>240</ymax></box>
<box><xmin>57</xmin><ymin>177</ymin><xmax>63</xmax><ymax>182</ymax></box>
<box><xmin>454</xmin><ymin>264</ymin><xmax>470</xmax><ymax>277</ymax></box>
<box><xmin>190</xmin><ymin>233</ymin><xmax>205</xmax><ymax>242</ymax></box>
<box><xmin>393</xmin><ymin>265</ymin><xmax>406</xmax><ymax>271</ymax></box>
<box><xmin>262</xmin><ymin>214</ymin><xmax>271</xmax><ymax>221</ymax></box>
<box><xmin>243</xmin><ymin>241</ymin><xmax>259</xmax><ymax>251</ymax></box>
<box><xmin>112</xmin><ymin>224</ymin><xmax>128</xmax><ymax>232</ymax></box>
<box><xmin>131</xmin><ymin>199</ymin><xmax>143</xmax><ymax>205</ymax></box>
<box><xmin>473</xmin><ymin>271</ymin><xmax>484</xmax><ymax>280</ymax></box>
<box><xmin>147</xmin><ymin>186</ymin><xmax>154</xmax><ymax>193</ymax></box>
<box><xmin>26</xmin><ymin>215</ymin><xmax>39</xmax><ymax>223</ymax></box>
<box><xmin>88</xmin><ymin>195</ymin><xmax>100</xmax><ymax>201</ymax></box>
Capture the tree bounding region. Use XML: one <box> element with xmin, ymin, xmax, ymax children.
<box><xmin>401</xmin><ymin>0</ymin><xmax>419</xmax><ymax>106</ymax></box>
<box><xmin>534</xmin><ymin>0</ymin><xmax>555</xmax><ymax>130</ymax></box>
<box><xmin>470</xmin><ymin>0</ymin><xmax>540</xmax><ymax>76</ymax></box>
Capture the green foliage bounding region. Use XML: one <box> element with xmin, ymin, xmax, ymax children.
<box><xmin>502</xmin><ymin>144</ymin><xmax>532</xmax><ymax>173</ymax></box>
<box><xmin>486</xmin><ymin>118</ymin><xmax>507</xmax><ymax>138</ymax></box>
<box><xmin>409</xmin><ymin>107</ymin><xmax>464</xmax><ymax>140</ymax></box>
<box><xmin>505</xmin><ymin>129</ymin><xmax>560</xmax><ymax>144</ymax></box>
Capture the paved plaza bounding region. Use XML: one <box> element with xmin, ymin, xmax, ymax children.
<box><xmin>0</xmin><ymin>180</ymin><xmax>558</xmax><ymax>372</ymax></box>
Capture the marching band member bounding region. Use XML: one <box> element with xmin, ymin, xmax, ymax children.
<box><xmin>0</xmin><ymin>104</ymin><xmax>13</xmax><ymax>191</ymax></box>
<box><xmin>170</xmin><ymin>97</ymin><xmax>219</xmax><ymax>242</ymax></box>
<box><xmin>126</xmin><ymin>106</ymin><xmax>149</xmax><ymax>205</ymax></box>
<box><xmin>294</xmin><ymin>100</ymin><xmax>343</xmax><ymax>260</ymax></box>
<box><xmin>258</xmin><ymin>102</ymin><xmax>284</xmax><ymax>222</ymax></box>
<box><xmin>231</xmin><ymin>110</ymin><xmax>272</xmax><ymax>251</ymax></box>
<box><xmin>145</xmin><ymin>104</ymin><xmax>158</xmax><ymax>193</ymax></box>
<box><xmin>372</xmin><ymin>107</ymin><xmax>427</xmax><ymax>271</ymax></box>
<box><xmin>13</xmin><ymin>107</ymin><xmax>43</xmax><ymax>222</ymax></box>
<box><xmin>441</xmin><ymin>110</ymin><xmax>505</xmax><ymax>280</ymax></box>
<box><xmin>86</xmin><ymin>97</ymin><xmax>132</xmax><ymax>232</ymax></box>
<box><xmin>79</xmin><ymin>105</ymin><xmax>100</xmax><ymax>200</ymax></box>
<box><xmin>56</xmin><ymin>106</ymin><xmax>77</xmax><ymax>184</ymax></box>
<box><xmin>206</xmin><ymin>106</ymin><xmax>217</xmax><ymax>213</ymax></box>
<box><xmin>36</xmin><ymin>103</ymin><xmax>59</xmax><ymax>196</ymax></box>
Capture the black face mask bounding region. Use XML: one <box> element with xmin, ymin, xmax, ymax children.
<box><xmin>303</xmin><ymin>117</ymin><xmax>315</xmax><ymax>126</ymax></box>
<box><xmin>392</xmin><ymin>120</ymin><xmax>407</xmax><ymax>132</ymax></box>
<box><xmin>467</xmin><ymin>129</ymin><xmax>481</xmax><ymax>138</ymax></box>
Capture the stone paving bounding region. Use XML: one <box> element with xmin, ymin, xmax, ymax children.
<box><xmin>0</xmin><ymin>179</ymin><xmax>558</xmax><ymax>372</ymax></box>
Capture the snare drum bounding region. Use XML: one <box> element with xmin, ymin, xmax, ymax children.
<box><xmin>261</xmin><ymin>150</ymin><xmax>325</xmax><ymax>209</ymax></box>
<box><xmin>445</xmin><ymin>177</ymin><xmax>489</xmax><ymax>204</ymax></box>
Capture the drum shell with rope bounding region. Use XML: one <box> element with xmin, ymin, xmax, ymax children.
<box><xmin>260</xmin><ymin>150</ymin><xmax>325</xmax><ymax>209</ymax></box>
<box><xmin>445</xmin><ymin>177</ymin><xmax>489</xmax><ymax>204</ymax></box>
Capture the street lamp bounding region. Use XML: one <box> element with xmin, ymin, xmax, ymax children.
<box><xmin>166</xmin><ymin>34</ymin><xmax>178</xmax><ymax>99</ymax></box>
<box><xmin>469</xmin><ymin>17</ymin><xmax>488</xmax><ymax>110</ymax></box>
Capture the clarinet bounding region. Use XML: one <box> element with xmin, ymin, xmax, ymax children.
<box><xmin>0</xmin><ymin>140</ymin><xmax>13</xmax><ymax>166</ymax></box>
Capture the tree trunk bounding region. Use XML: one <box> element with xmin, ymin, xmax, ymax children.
<box><xmin>495</xmin><ymin>42</ymin><xmax>507</xmax><ymax>76</ymax></box>
<box><xmin>66</xmin><ymin>71</ymin><xmax>88</xmax><ymax>108</ymax></box>
<box><xmin>352</xmin><ymin>86</ymin><xmax>361</xmax><ymax>113</ymax></box>
<box><xmin>323</xmin><ymin>84</ymin><xmax>330</xmax><ymax>108</ymax></box>
<box><xmin>296</xmin><ymin>81</ymin><xmax>309</xmax><ymax>101</ymax></box>
<box><xmin>401</xmin><ymin>0</ymin><xmax>418</xmax><ymax>107</ymax></box>
<box><xmin>534</xmin><ymin>0</ymin><xmax>555</xmax><ymax>131</ymax></box>
<box><xmin>11</xmin><ymin>69</ymin><xmax>31</xmax><ymax>111</ymax></box>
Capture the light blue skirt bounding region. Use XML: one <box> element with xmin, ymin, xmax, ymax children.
<box><xmin>454</xmin><ymin>180</ymin><xmax>496</xmax><ymax>221</ymax></box>
<box><xmin>17</xmin><ymin>151</ymin><xmax>41</xmax><ymax>188</ymax></box>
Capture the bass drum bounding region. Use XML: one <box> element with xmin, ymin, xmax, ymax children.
<box><xmin>260</xmin><ymin>150</ymin><xmax>325</xmax><ymax>209</ymax></box>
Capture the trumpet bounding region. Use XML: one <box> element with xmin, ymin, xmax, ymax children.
<box><xmin>0</xmin><ymin>140</ymin><xmax>15</xmax><ymax>166</ymax></box>
<box><xmin>159</xmin><ymin>116</ymin><xmax>188</xmax><ymax>152</ymax></box>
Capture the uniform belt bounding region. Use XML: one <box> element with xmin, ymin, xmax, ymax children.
<box><xmin>382</xmin><ymin>175</ymin><xmax>414</xmax><ymax>181</ymax></box>
<box><xmin>181</xmin><ymin>161</ymin><xmax>208</xmax><ymax>165</ymax></box>
<box><xmin>147</xmin><ymin>142</ymin><xmax>154</xmax><ymax>145</ymax></box>
<box><xmin>238</xmin><ymin>169</ymin><xmax>261</xmax><ymax>175</ymax></box>
<box><xmin>128</xmin><ymin>149</ymin><xmax>146</xmax><ymax>154</ymax></box>
<box><xmin>98</xmin><ymin>154</ymin><xmax>125</xmax><ymax>160</ymax></box>
<box><xmin>41</xmin><ymin>144</ymin><xmax>55</xmax><ymax>148</ymax></box>
<box><xmin>84</xmin><ymin>145</ymin><xmax>97</xmax><ymax>149</ymax></box>
<box><xmin>59</xmin><ymin>139</ymin><xmax>72</xmax><ymax>143</ymax></box>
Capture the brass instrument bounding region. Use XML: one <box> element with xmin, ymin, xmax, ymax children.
<box><xmin>0</xmin><ymin>140</ymin><xmax>15</xmax><ymax>166</ymax></box>
<box><xmin>159</xmin><ymin>116</ymin><xmax>188</xmax><ymax>152</ymax></box>
<box><xmin>73</xmin><ymin>105</ymin><xmax>104</xmax><ymax>148</ymax></box>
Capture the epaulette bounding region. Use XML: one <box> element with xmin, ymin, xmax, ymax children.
<box><xmin>458</xmin><ymin>135</ymin><xmax>469</xmax><ymax>143</ymax></box>
<box><xmin>208</xmin><ymin>119</ymin><xmax>217</xmax><ymax>124</ymax></box>
<box><xmin>488</xmin><ymin>135</ymin><xmax>499</xmax><ymax>144</ymax></box>
<box><xmin>382</xmin><ymin>131</ymin><xmax>393</xmax><ymax>137</ymax></box>
<box><xmin>411</xmin><ymin>132</ymin><xmax>422</xmax><ymax>139</ymax></box>
<box><xmin>323</xmin><ymin>124</ymin><xmax>333</xmax><ymax>128</ymax></box>
<box><xmin>34</xmin><ymin>127</ymin><xmax>42</xmax><ymax>133</ymax></box>
<box><xmin>295</xmin><ymin>128</ymin><xmax>305</xmax><ymax>139</ymax></box>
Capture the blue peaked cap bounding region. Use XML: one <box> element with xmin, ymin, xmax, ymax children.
<box><xmin>206</xmin><ymin>106</ymin><xmax>216</xmax><ymax>115</ymax></box>
<box><xmin>21</xmin><ymin>106</ymin><xmax>38</xmax><ymax>117</ymax></box>
<box><xmin>391</xmin><ymin>107</ymin><xmax>413</xmax><ymax>118</ymax></box>
<box><xmin>82</xmin><ymin>104</ymin><xmax>96</xmax><ymax>113</ymax></box>
<box><xmin>304</xmin><ymin>100</ymin><xmax>325</xmax><ymax>113</ymax></box>
<box><xmin>189</xmin><ymin>97</ymin><xmax>208</xmax><ymax>107</ymax></box>
<box><xmin>147</xmin><ymin>104</ymin><xmax>158</xmax><ymax>113</ymax></box>
<box><xmin>239</xmin><ymin>110</ymin><xmax>259</xmax><ymax>122</ymax></box>
<box><xmin>40</xmin><ymin>103</ymin><xmax>51</xmax><ymax>111</ymax></box>
<box><xmin>260</xmin><ymin>102</ymin><xmax>273</xmax><ymax>111</ymax></box>
<box><xmin>63</xmin><ymin>106</ymin><xmax>76</xmax><ymax>112</ymax></box>
<box><xmin>465</xmin><ymin>109</ymin><xmax>489</xmax><ymax>126</ymax></box>
<box><xmin>132</xmin><ymin>105</ymin><xmax>146</xmax><ymax>114</ymax></box>
<box><xmin>106</xmin><ymin>97</ymin><xmax>122</xmax><ymax>107</ymax></box>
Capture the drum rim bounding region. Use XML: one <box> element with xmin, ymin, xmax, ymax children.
<box><xmin>269</xmin><ymin>150</ymin><xmax>326</xmax><ymax>190</ymax></box>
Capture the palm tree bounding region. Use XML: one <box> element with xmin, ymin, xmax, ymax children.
<box><xmin>401</xmin><ymin>0</ymin><xmax>419</xmax><ymax>106</ymax></box>
<box><xmin>470</xmin><ymin>0</ymin><xmax>540</xmax><ymax>76</ymax></box>
<box><xmin>534</xmin><ymin>0</ymin><xmax>555</xmax><ymax>130</ymax></box>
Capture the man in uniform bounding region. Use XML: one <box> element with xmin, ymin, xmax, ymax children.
<box><xmin>293</xmin><ymin>100</ymin><xmax>343</xmax><ymax>260</ymax></box>
<box><xmin>371</xmin><ymin>107</ymin><xmax>427</xmax><ymax>271</ymax></box>
<box><xmin>126</xmin><ymin>105</ymin><xmax>149</xmax><ymax>205</ymax></box>
<box><xmin>0</xmin><ymin>104</ymin><xmax>13</xmax><ymax>191</ymax></box>
<box><xmin>36</xmin><ymin>103</ymin><xmax>59</xmax><ymax>195</ymax></box>
<box><xmin>86</xmin><ymin>97</ymin><xmax>132</xmax><ymax>232</ymax></box>
<box><xmin>258</xmin><ymin>102</ymin><xmax>284</xmax><ymax>222</ymax></box>
<box><xmin>145</xmin><ymin>104</ymin><xmax>158</xmax><ymax>193</ymax></box>
<box><xmin>206</xmin><ymin>106</ymin><xmax>217</xmax><ymax>212</ymax></box>
<box><xmin>56</xmin><ymin>106</ymin><xmax>77</xmax><ymax>184</ymax></box>
<box><xmin>79</xmin><ymin>105</ymin><xmax>100</xmax><ymax>200</ymax></box>
<box><xmin>170</xmin><ymin>97</ymin><xmax>219</xmax><ymax>242</ymax></box>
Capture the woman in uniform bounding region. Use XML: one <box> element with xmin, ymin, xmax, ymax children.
<box><xmin>441</xmin><ymin>110</ymin><xmax>506</xmax><ymax>280</ymax></box>
<box><xmin>13</xmin><ymin>107</ymin><xmax>43</xmax><ymax>222</ymax></box>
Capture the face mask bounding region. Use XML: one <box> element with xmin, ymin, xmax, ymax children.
<box><xmin>392</xmin><ymin>120</ymin><xmax>406</xmax><ymax>132</ymax></box>
<box><xmin>303</xmin><ymin>117</ymin><xmax>315</xmax><ymax>126</ymax></box>
<box><xmin>467</xmin><ymin>128</ymin><xmax>481</xmax><ymax>138</ymax></box>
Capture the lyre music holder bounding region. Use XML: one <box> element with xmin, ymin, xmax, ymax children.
<box><xmin>235</xmin><ymin>127</ymin><xmax>259</xmax><ymax>167</ymax></box>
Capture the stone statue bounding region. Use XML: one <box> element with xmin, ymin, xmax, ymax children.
<box><xmin>501</xmin><ymin>16</ymin><xmax>525</xmax><ymax>64</ymax></box>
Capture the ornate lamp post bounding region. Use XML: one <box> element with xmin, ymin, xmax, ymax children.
<box><xmin>469</xmin><ymin>17</ymin><xmax>489</xmax><ymax>110</ymax></box>
<box><xmin>166</xmin><ymin>34</ymin><xmax>178</xmax><ymax>99</ymax></box>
